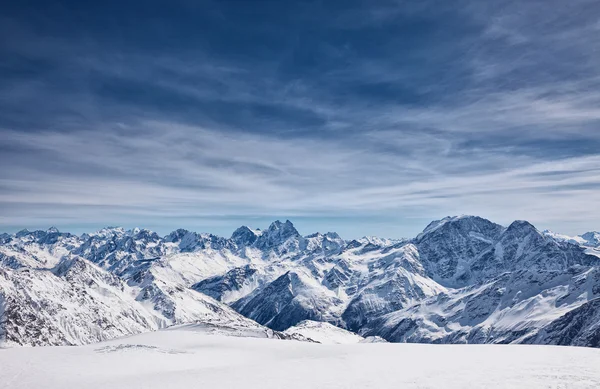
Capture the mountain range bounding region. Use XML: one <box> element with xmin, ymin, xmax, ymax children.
<box><xmin>1</xmin><ymin>216</ymin><xmax>599</xmax><ymax>347</ymax></box>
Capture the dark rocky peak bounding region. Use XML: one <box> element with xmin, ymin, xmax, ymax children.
<box><xmin>52</xmin><ymin>256</ymin><xmax>88</xmax><ymax>277</ymax></box>
<box><xmin>130</xmin><ymin>228</ymin><xmax>161</xmax><ymax>242</ymax></box>
<box><xmin>254</xmin><ymin>220</ymin><xmax>302</xmax><ymax>251</ymax></box>
<box><xmin>497</xmin><ymin>220</ymin><xmax>551</xmax><ymax>248</ymax></box>
<box><xmin>359</xmin><ymin>242</ymin><xmax>381</xmax><ymax>254</ymax></box>
<box><xmin>164</xmin><ymin>229</ymin><xmax>191</xmax><ymax>244</ymax></box>
<box><xmin>164</xmin><ymin>229</ymin><xmax>201</xmax><ymax>251</ymax></box>
<box><xmin>52</xmin><ymin>256</ymin><xmax>122</xmax><ymax>287</ymax></box>
<box><xmin>231</xmin><ymin>226</ymin><xmax>260</xmax><ymax>247</ymax></box>
<box><xmin>504</xmin><ymin>220</ymin><xmax>539</xmax><ymax>235</ymax></box>
<box><xmin>325</xmin><ymin>232</ymin><xmax>342</xmax><ymax>240</ymax></box>
<box><xmin>267</xmin><ymin>271</ymin><xmax>303</xmax><ymax>291</ymax></box>
<box><xmin>414</xmin><ymin>216</ymin><xmax>505</xmax><ymax>286</ymax></box>
<box><xmin>344</xmin><ymin>240</ymin><xmax>363</xmax><ymax>250</ymax></box>
<box><xmin>0</xmin><ymin>232</ymin><xmax>11</xmax><ymax>244</ymax></box>
<box><xmin>15</xmin><ymin>229</ymin><xmax>31</xmax><ymax>238</ymax></box>
<box><xmin>267</xmin><ymin>220</ymin><xmax>299</xmax><ymax>237</ymax></box>
<box><xmin>322</xmin><ymin>235</ymin><xmax>344</xmax><ymax>252</ymax></box>
<box><xmin>165</xmin><ymin>228</ymin><xmax>235</xmax><ymax>251</ymax></box>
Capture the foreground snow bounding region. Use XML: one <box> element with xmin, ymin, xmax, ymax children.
<box><xmin>1</xmin><ymin>326</ymin><xmax>600</xmax><ymax>389</ymax></box>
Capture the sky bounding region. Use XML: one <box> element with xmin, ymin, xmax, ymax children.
<box><xmin>1</xmin><ymin>0</ymin><xmax>600</xmax><ymax>239</ymax></box>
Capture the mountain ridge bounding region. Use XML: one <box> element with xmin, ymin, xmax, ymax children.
<box><xmin>1</xmin><ymin>216</ymin><xmax>599</xmax><ymax>347</ymax></box>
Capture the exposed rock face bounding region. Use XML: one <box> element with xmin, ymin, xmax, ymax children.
<box><xmin>415</xmin><ymin>216</ymin><xmax>505</xmax><ymax>286</ymax></box>
<box><xmin>527</xmin><ymin>298</ymin><xmax>600</xmax><ymax>347</ymax></box>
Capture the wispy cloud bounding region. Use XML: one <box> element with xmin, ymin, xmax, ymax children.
<box><xmin>1</xmin><ymin>0</ymin><xmax>599</xmax><ymax>237</ymax></box>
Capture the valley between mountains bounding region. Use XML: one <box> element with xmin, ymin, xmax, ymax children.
<box><xmin>1</xmin><ymin>216</ymin><xmax>599</xmax><ymax>347</ymax></box>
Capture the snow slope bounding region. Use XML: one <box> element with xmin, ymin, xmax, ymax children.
<box><xmin>1</xmin><ymin>326</ymin><xmax>600</xmax><ymax>389</ymax></box>
<box><xmin>283</xmin><ymin>320</ymin><xmax>364</xmax><ymax>344</ymax></box>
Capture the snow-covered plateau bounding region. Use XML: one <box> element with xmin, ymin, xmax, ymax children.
<box><xmin>1</xmin><ymin>325</ymin><xmax>599</xmax><ymax>389</ymax></box>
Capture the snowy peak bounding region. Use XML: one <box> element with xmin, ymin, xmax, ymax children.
<box><xmin>164</xmin><ymin>228</ymin><xmax>191</xmax><ymax>243</ymax></box>
<box><xmin>543</xmin><ymin>230</ymin><xmax>600</xmax><ymax>249</ymax></box>
<box><xmin>10</xmin><ymin>228</ymin><xmax>74</xmax><ymax>246</ymax></box>
<box><xmin>505</xmin><ymin>220</ymin><xmax>540</xmax><ymax>236</ymax></box>
<box><xmin>542</xmin><ymin>230</ymin><xmax>587</xmax><ymax>246</ymax></box>
<box><xmin>358</xmin><ymin>236</ymin><xmax>403</xmax><ymax>247</ymax></box>
<box><xmin>165</xmin><ymin>229</ymin><xmax>233</xmax><ymax>252</ymax></box>
<box><xmin>254</xmin><ymin>220</ymin><xmax>302</xmax><ymax>253</ymax></box>
<box><xmin>90</xmin><ymin>226</ymin><xmax>126</xmax><ymax>238</ymax></box>
<box><xmin>415</xmin><ymin>215</ymin><xmax>504</xmax><ymax>285</ymax></box>
<box><xmin>581</xmin><ymin>231</ymin><xmax>600</xmax><ymax>247</ymax></box>
<box><xmin>304</xmin><ymin>232</ymin><xmax>345</xmax><ymax>252</ymax></box>
<box><xmin>231</xmin><ymin>226</ymin><xmax>260</xmax><ymax>247</ymax></box>
<box><xmin>130</xmin><ymin>228</ymin><xmax>161</xmax><ymax>242</ymax></box>
<box><xmin>417</xmin><ymin>215</ymin><xmax>504</xmax><ymax>241</ymax></box>
<box><xmin>496</xmin><ymin>220</ymin><xmax>549</xmax><ymax>250</ymax></box>
<box><xmin>266</xmin><ymin>220</ymin><xmax>300</xmax><ymax>238</ymax></box>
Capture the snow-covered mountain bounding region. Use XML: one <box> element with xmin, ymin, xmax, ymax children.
<box><xmin>0</xmin><ymin>228</ymin><xmax>284</xmax><ymax>346</ymax></box>
<box><xmin>543</xmin><ymin>229</ymin><xmax>600</xmax><ymax>248</ymax></box>
<box><xmin>1</xmin><ymin>216</ymin><xmax>599</xmax><ymax>348</ymax></box>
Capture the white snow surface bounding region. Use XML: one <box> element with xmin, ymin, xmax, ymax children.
<box><xmin>1</xmin><ymin>326</ymin><xmax>600</xmax><ymax>389</ymax></box>
<box><xmin>283</xmin><ymin>320</ymin><xmax>364</xmax><ymax>344</ymax></box>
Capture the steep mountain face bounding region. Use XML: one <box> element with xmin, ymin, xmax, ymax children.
<box><xmin>253</xmin><ymin>220</ymin><xmax>303</xmax><ymax>255</ymax></box>
<box><xmin>362</xmin><ymin>266</ymin><xmax>600</xmax><ymax>344</ymax></box>
<box><xmin>1</xmin><ymin>216</ymin><xmax>599</xmax><ymax>348</ymax></box>
<box><xmin>0</xmin><ymin>230</ymin><xmax>276</xmax><ymax>346</ymax></box>
<box><xmin>232</xmin><ymin>271</ymin><xmax>344</xmax><ymax>331</ymax></box>
<box><xmin>414</xmin><ymin>216</ymin><xmax>505</xmax><ymax>286</ymax></box>
<box><xmin>0</xmin><ymin>259</ymin><xmax>161</xmax><ymax>346</ymax></box>
<box><xmin>230</xmin><ymin>226</ymin><xmax>261</xmax><ymax>247</ymax></box>
<box><xmin>191</xmin><ymin>265</ymin><xmax>260</xmax><ymax>302</ymax></box>
<box><xmin>528</xmin><ymin>297</ymin><xmax>600</xmax><ymax>347</ymax></box>
<box><xmin>341</xmin><ymin>244</ymin><xmax>446</xmax><ymax>331</ymax></box>
<box><xmin>469</xmin><ymin>221</ymin><xmax>595</xmax><ymax>284</ymax></box>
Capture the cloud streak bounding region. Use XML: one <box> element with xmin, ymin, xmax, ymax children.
<box><xmin>1</xmin><ymin>0</ymin><xmax>599</xmax><ymax>237</ymax></box>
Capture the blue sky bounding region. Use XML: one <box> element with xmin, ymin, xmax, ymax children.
<box><xmin>1</xmin><ymin>0</ymin><xmax>600</xmax><ymax>238</ymax></box>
